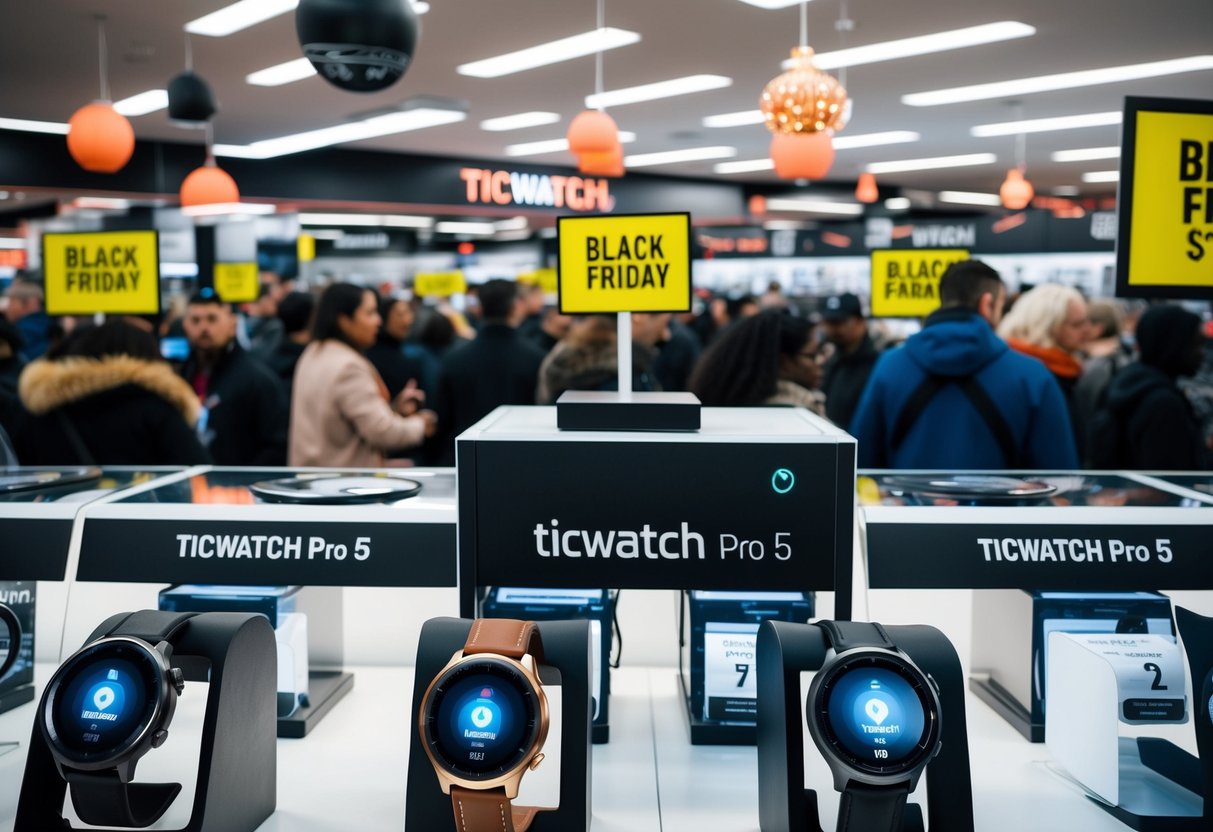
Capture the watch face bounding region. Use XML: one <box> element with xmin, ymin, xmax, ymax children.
<box><xmin>42</xmin><ymin>638</ymin><xmax>167</xmax><ymax>767</ymax></box>
<box><xmin>809</xmin><ymin>651</ymin><xmax>939</xmax><ymax>778</ymax></box>
<box><xmin>422</xmin><ymin>656</ymin><xmax>542</xmax><ymax>781</ymax></box>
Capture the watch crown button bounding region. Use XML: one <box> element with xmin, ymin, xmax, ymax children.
<box><xmin>171</xmin><ymin>668</ymin><xmax>185</xmax><ymax>694</ymax></box>
<box><xmin>151</xmin><ymin>729</ymin><xmax>169</xmax><ymax>749</ymax></box>
<box><xmin>529</xmin><ymin>753</ymin><xmax>545</xmax><ymax>771</ymax></box>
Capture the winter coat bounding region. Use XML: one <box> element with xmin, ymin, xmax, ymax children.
<box><xmin>289</xmin><ymin>339</ymin><xmax>427</xmax><ymax>469</ymax></box>
<box><xmin>537</xmin><ymin>339</ymin><xmax>658</xmax><ymax>405</ymax></box>
<box><xmin>1094</xmin><ymin>362</ymin><xmax>1209</xmax><ymax>470</ymax></box>
<box><xmin>821</xmin><ymin>333</ymin><xmax>879</xmax><ymax>428</ymax></box>
<box><xmin>13</xmin><ymin>355</ymin><xmax>210</xmax><ymax>466</ymax></box>
<box><xmin>765</xmin><ymin>379</ymin><xmax>827</xmax><ymax>418</ymax></box>
<box><xmin>850</xmin><ymin>308</ymin><xmax>1079</xmax><ymax>469</ymax></box>
<box><xmin>181</xmin><ymin>343</ymin><xmax>287</xmax><ymax>466</ymax></box>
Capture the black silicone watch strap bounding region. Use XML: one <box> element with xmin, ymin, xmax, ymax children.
<box><xmin>68</xmin><ymin>770</ymin><xmax>182</xmax><ymax>829</ymax></box>
<box><xmin>104</xmin><ymin>610</ymin><xmax>195</xmax><ymax>644</ymax></box>
<box><xmin>819</xmin><ymin>620</ymin><xmax>895</xmax><ymax>653</ymax></box>
<box><xmin>836</xmin><ymin>781</ymin><xmax>910</xmax><ymax>832</ymax></box>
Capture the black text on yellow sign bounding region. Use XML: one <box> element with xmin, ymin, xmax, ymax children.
<box><xmin>414</xmin><ymin>271</ymin><xmax>468</xmax><ymax>298</ymax></box>
<box><xmin>213</xmin><ymin>263</ymin><xmax>260</xmax><ymax>304</ymax></box>
<box><xmin>558</xmin><ymin>213</ymin><xmax>691</xmax><ymax>313</ymax></box>
<box><xmin>869</xmin><ymin>249</ymin><xmax>969</xmax><ymax>318</ymax></box>
<box><xmin>1118</xmin><ymin>97</ymin><xmax>1213</xmax><ymax>298</ymax></box>
<box><xmin>42</xmin><ymin>230</ymin><xmax>160</xmax><ymax>315</ymax></box>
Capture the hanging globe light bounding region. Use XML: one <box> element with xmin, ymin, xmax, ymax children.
<box><xmin>770</xmin><ymin>131</ymin><xmax>835</xmax><ymax>180</ymax></box>
<box><xmin>180</xmin><ymin>160</ymin><xmax>240</xmax><ymax>207</ymax></box>
<box><xmin>578</xmin><ymin>144</ymin><xmax>624</xmax><ymax>178</ymax></box>
<box><xmin>67</xmin><ymin>102</ymin><xmax>135</xmax><ymax>174</ymax></box>
<box><xmin>760</xmin><ymin>46</ymin><xmax>848</xmax><ymax>135</ymax></box>
<box><xmin>855</xmin><ymin>172</ymin><xmax>879</xmax><ymax>204</ymax></box>
<box><xmin>1000</xmin><ymin>168</ymin><xmax>1035</xmax><ymax>210</ymax></box>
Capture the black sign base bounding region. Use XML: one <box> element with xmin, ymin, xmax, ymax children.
<box><xmin>0</xmin><ymin>682</ymin><xmax>34</xmax><ymax>716</ymax></box>
<box><xmin>556</xmin><ymin>391</ymin><xmax>701</xmax><ymax>431</ymax></box>
<box><xmin>676</xmin><ymin>672</ymin><xmax>755</xmax><ymax>745</ymax></box>
<box><xmin>277</xmin><ymin>670</ymin><xmax>354</xmax><ymax>739</ymax></box>
<box><xmin>969</xmin><ymin>676</ymin><xmax>1041</xmax><ymax>742</ymax></box>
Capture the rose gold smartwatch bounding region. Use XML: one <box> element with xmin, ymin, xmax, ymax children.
<box><xmin>419</xmin><ymin>619</ymin><xmax>550</xmax><ymax>831</ymax></box>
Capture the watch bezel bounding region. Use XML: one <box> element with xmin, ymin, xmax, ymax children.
<box><xmin>40</xmin><ymin>636</ymin><xmax>176</xmax><ymax>772</ymax></box>
<box><xmin>419</xmin><ymin>651</ymin><xmax>549</xmax><ymax>793</ymax></box>
<box><xmin>807</xmin><ymin>646</ymin><xmax>941</xmax><ymax>785</ymax></box>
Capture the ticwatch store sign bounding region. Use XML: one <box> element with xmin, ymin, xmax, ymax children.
<box><xmin>459</xmin><ymin>167</ymin><xmax>615</xmax><ymax>212</ymax></box>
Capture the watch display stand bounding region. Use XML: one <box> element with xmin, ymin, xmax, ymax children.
<box><xmin>756</xmin><ymin>620</ymin><xmax>974</xmax><ymax>832</ymax></box>
<box><xmin>405</xmin><ymin>617</ymin><xmax>593</xmax><ymax>832</ymax></box>
<box><xmin>1176</xmin><ymin>607</ymin><xmax>1213</xmax><ymax>828</ymax></box>
<box><xmin>1046</xmin><ymin>631</ymin><xmax>1203</xmax><ymax>831</ymax></box>
<box><xmin>14</xmin><ymin>612</ymin><xmax>278</xmax><ymax>832</ymax></box>
<box><xmin>556</xmin><ymin>390</ymin><xmax>702</xmax><ymax>431</ymax></box>
<box><xmin>0</xmin><ymin>580</ymin><xmax>37</xmax><ymax>717</ymax></box>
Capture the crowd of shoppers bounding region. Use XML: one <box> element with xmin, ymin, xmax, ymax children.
<box><xmin>0</xmin><ymin>260</ymin><xmax>1209</xmax><ymax>472</ymax></box>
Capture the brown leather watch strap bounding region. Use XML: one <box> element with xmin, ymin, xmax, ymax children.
<box><xmin>450</xmin><ymin>786</ymin><xmax>539</xmax><ymax>832</ymax></box>
<box><xmin>463</xmin><ymin>618</ymin><xmax>545</xmax><ymax>664</ymax></box>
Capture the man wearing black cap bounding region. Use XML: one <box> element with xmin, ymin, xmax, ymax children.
<box><xmin>820</xmin><ymin>292</ymin><xmax>879</xmax><ymax>428</ymax></box>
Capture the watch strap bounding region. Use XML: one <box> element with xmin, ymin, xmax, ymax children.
<box><xmin>836</xmin><ymin>781</ymin><xmax>910</xmax><ymax>832</ymax></box>
<box><xmin>819</xmin><ymin>620</ymin><xmax>894</xmax><ymax>653</ymax></box>
<box><xmin>450</xmin><ymin>786</ymin><xmax>539</xmax><ymax>832</ymax></box>
<box><xmin>105</xmin><ymin>610</ymin><xmax>196</xmax><ymax>645</ymax></box>
<box><xmin>67</xmin><ymin>770</ymin><xmax>182</xmax><ymax>828</ymax></box>
<box><xmin>464</xmin><ymin>619</ymin><xmax>545</xmax><ymax>665</ymax></box>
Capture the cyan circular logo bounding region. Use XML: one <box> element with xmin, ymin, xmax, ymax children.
<box><xmin>772</xmin><ymin>468</ymin><xmax>795</xmax><ymax>494</ymax></box>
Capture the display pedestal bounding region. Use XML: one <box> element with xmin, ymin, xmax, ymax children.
<box><xmin>556</xmin><ymin>391</ymin><xmax>701</xmax><ymax>431</ymax></box>
<box><xmin>0</xmin><ymin>683</ymin><xmax>34</xmax><ymax>717</ymax></box>
<box><xmin>277</xmin><ymin>670</ymin><xmax>355</xmax><ymax>739</ymax></box>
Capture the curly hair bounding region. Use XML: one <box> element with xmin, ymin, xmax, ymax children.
<box><xmin>689</xmin><ymin>310</ymin><xmax>813</xmax><ymax>405</ymax></box>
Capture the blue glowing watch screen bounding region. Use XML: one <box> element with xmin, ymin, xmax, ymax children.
<box><xmin>47</xmin><ymin>642</ymin><xmax>160</xmax><ymax>760</ymax></box>
<box><xmin>425</xmin><ymin>658</ymin><xmax>539</xmax><ymax>779</ymax></box>
<box><xmin>812</xmin><ymin>654</ymin><xmax>937</xmax><ymax>775</ymax></box>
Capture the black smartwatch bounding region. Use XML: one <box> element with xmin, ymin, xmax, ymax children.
<box><xmin>0</xmin><ymin>602</ymin><xmax>20</xmax><ymax>680</ymax></box>
<box><xmin>39</xmin><ymin>610</ymin><xmax>195</xmax><ymax>828</ymax></box>
<box><xmin>806</xmin><ymin>621</ymin><xmax>942</xmax><ymax>832</ymax></box>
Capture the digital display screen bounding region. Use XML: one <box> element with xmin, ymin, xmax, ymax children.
<box><xmin>424</xmin><ymin>658</ymin><xmax>540</xmax><ymax>779</ymax></box>
<box><xmin>46</xmin><ymin>641</ymin><xmax>161</xmax><ymax>763</ymax></box>
<box><xmin>811</xmin><ymin>654</ymin><xmax>936</xmax><ymax>776</ymax></box>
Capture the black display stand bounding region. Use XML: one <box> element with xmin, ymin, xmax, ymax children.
<box><xmin>278</xmin><ymin>670</ymin><xmax>355</xmax><ymax>739</ymax></box>
<box><xmin>14</xmin><ymin>612</ymin><xmax>278</xmax><ymax>832</ymax></box>
<box><xmin>556</xmin><ymin>390</ymin><xmax>702</xmax><ymax>431</ymax></box>
<box><xmin>756</xmin><ymin>620</ymin><xmax>974</xmax><ymax>832</ymax></box>
<box><xmin>676</xmin><ymin>673</ymin><xmax>756</xmax><ymax>746</ymax></box>
<box><xmin>969</xmin><ymin>676</ymin><xmax>1040</xmax><ymax>742</ymax></box>
<box><xmin>405</xmin><ymin>618</ymin><xmax>593</xmax><ymax>832</ymax></box>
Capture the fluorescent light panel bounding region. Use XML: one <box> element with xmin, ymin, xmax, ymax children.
<box><xmin>867</xmin><ymin>153</ymin><xmax>997</xmax><ymax>174</ymax></box>
<box><xmin>1052</xmin><ymin>186</ymin><xmax>1081</xmax><ymax>196</ymax></box>
<box><xmin>971</xmin><ymin>111</ymin><xmax>1122</xmax><ymax>137</ymax></box>
<box><xmin>715</xmin><ymin>158</ymin><xmax>775</xmax><ymax>174</ymax></box>
<box><xmin>0</xmin><ymin>116</ymin><xmax>68</xmax><ymax>135</ymax></box>
<box><xmin>833</xmin><ymin>131</ymin><xmax>920</xmax><ymax>150</ymax></box>
<box><xmin>703</xmin><ymin>110</ymin><xmax>765</xmax><ymax>128</ymax></box>
<box><xmin>904</xmin><ymin>55</ymin><xmax>1213</xmax><ymax>106</ymax></box>
<box><xmin>246</xmin><ymin>57</ymin><xmax>316</xmax><ymax>87</ymax></box>
<box><xmin>480</xmin><ymin>112</ymin><xmax>561</xmax><ymax>132</ymax></box>
<box><xmin>493</xmin><ymin>217</ymin><xmax>528</xmax><ymax>231</ymax></box>
<box><xmin>186</xmin><ymin>0</ymin><xmax>297</xmax><ymax>37</ymax></box>
<box><xmin>1051</xmin><ymin>146</ymin><xmax>1121</xmax><ymax>162</ymax></box>
<box><xmin>766</xmin><ymin>198</ymin><xmax>864</xmax><ymax>216</ymax></box>
<box><xmin>181</xmin><ymin>202</ymin><xmax>277</xmax><ymax>217</ymax></box>
<box><xmin>737</xmin><ymin>0</ymin><xmax>809</xmax><ymax>8</ymax></box>
<box><xmin>298</xmin><ymin>213</ymin><xmax>433</xmax><ymax>228</ymax></box>
<box><xmin>113</xmin><ymin>90</ymin><xmax>168</xmax><ymax>117</ymax></box>
<box><xmin>587</xmin><ymin>75</ymin><xmax>732</xmax><ymax>109</ymax></box>
<box><xmin>215</xmin><ymin>108</ymin><xmax>467</xmax><ymax>159</ymax></box>
<box><xmin>939</xmin><ymin>190</ymin><xmax>1003</xmax><ymax>207</ymax></box>
<box><xmin>436</xmin><ymin>221</ymin><xmax>496</xmax><ymax>235</ymax></box>
<box><xmin>812</xmin><ymin>22</ymin><xmax>1034</xmax><ymax>71</ymax></box>
<box><xmin>624</xmin><ymin>146</ymin><xmax>736</xmax><ymax>167</ymax></box>
<box><xmin>505</xmin><ymin>131</ymin><xmax>635</xmax><ymax>157</ymax></box>
<box><xmin>1082</xmin><ymin>170</ymin><xmax>1120</xmax><ymax>183</ymax></box>
<box><xmin>457</xmin><ymin>28</ymin><xmax>640</xmax><ymax>78</ymax></box>
<box><xmin>884</xmin><ymin>197</ymin><xmax>912</xmax><ymax>210</ymax></box>
<box><xmin>0</xmin><ymin>238</ymin><xmax>25</xmax><ymax>250</ymax></box>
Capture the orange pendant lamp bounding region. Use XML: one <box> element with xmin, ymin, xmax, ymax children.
<box><xmin>761</xmin><ymin>46</ymin><xmax>848</xmax><ymax>135</ymax></box>
<box><xmin>68</xmin><ymin>18</ymin><xmax>135</xmax><ymax>174</ymax></box>
<box><xmin>181</xmin><ymin>157</ymin><xmax>239</xmax><ymax>207</ymax></box>
<box><xmin>770</xmin><ymin>131</ymin><xmax>835</xmax><ymax>180</ymax></box>
<box><xmin>855</xmin><ymin>172</ymin><xmax>879</xmax><ymax>203</ymax></box>
<box><xmin>1000</xmin><ymin>167</ymin><xmax>1034</xmax><ymax>210</ymax></box>
<box><xmin>568</xmin><ymin>0</ymin><xmax>625</xmax><ymax>177</ymax></box>
<box><xmin>579</xmin><ymin>144</ymin><xmax>624</xmax><ymax>177</ymax></box>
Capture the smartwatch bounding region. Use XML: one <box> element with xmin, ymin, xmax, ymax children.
<box><xmin>806</xmin><ymin>621</ymin><xmax>942</xmax><ymax>832</ymax></box>
<box><xmin>39</xmin><ymin>610</ymin><xmax>194</xmax><ymax>828</ymax></box>
<box><xmin>419</xmin><ymin>619</ymin><xmax>550</xmax><ymax>832</ymax></box>
<box><xmin>0</xmin><ymin>602</ymin><xmax>20</xmax><ymax>680</ymax></box>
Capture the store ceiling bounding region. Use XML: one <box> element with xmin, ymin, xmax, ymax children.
<box><xmin>0</xmin><ymin>0</ymin><xmax>1210</xmax><ymax>205</ymax></box>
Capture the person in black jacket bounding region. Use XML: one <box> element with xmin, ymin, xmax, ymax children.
<box><xmin>264</xmin><ymin>290</ymin><xmax>314</xmax><ymax>405</ymax></box>
<box><xmin>181</xmin><ymin>290</ymin><xmax>288</xmax><ymax>466</ymax></box>
<box><xmin>820</xmin><ymin>293</ymin><xmax>879</xmax><ymax>429</ymax></box>
<box><xmin>1089</xmin><ymin>304</ymin><xmax>1209</xmax><ymax>470</ymax></box>
<box><xmin>366</xmin><ymin>294</ymin><xmax>426</xmax><ymax>400</ymax></box>
<box><xmin>11</xmin><ymin>320</ymin><xmax>210</xmax><ymax>466</ymax></box>
<box><xmin>434</xmin><ymin>280</ymin><xmax>545</xmax><ymax>464</ymax></box>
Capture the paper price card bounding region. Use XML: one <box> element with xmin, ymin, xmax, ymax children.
<box><xmin>869</xmin><ymin>248</ymin><xmax>970</xmax><ymax>318</ymax></box>
<box><xmin>414</xmin><ymin>271</ymin><xmax>467</xmax><ymax>298</ymax></box>
<box><xmin>43</xmin><ymin>230</ymin><xmax>160</xmax><ymax>315</ymax></box>
<box><xmin>1117</xmin><ymin>97</ymin><xmax>1213</xmax><ymax>299</ymax></box>
<box><xmin>213</xmin><ymin>263</ymin><xmax>259</xmax><ymax>304</ymax></box>
<box><xmin>558</xmin><ymin>213</ymin><xmax>691</xmax><ymax>313</ymax></box>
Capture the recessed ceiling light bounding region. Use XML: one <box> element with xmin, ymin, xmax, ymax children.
<box><xmin>866</xmin><ymin>153</ymin><xmax>998</xmax><ymax>174</ymax></box>
<box><xmin>833</xmin><ymin>131</ymin><xmax>920</xmax><ymax>150</ymax></box>
<box><xmin>971</xmin><ymin>111</ymin><xmax>1122</xmax><ymax>137</ymax></box>
<box><xmin>1051</xmin><ymin>146</ymin><xmax>1121</xmax><ymax>162</ymax></box>
<box><xmin>480</xmin><ymin>112</ymin><xmax>562</xmax><ymax>132</ymax></box>
<box><xmin>457</xmin><ymin>28</ymin><xmax>640</xmax><ymax>78</ymax></box>
<box><xmin>113</xmin><ymin>90</ymin><xmax>168</xmax><ymax>117</ymax></box>
<box><xmin>436</xmin><ymin>221</ymin><xmax>496</xmax><ymax>235</ymax></box>
<box><xmin>736</xmin><ymin>0</ymin><xmax>810</xmax><ymax>8</ymax></box>
<box><xmin>1082</xmin><ymin>170</ymin><xmax>1119</xmax><ymax>183</ymax></box>
<box><xmin>884</xmin><ymin>197</ymin><xmax>912</xmax><ymax>210</ymax></box>
<box><xmin>1052</xmin><ymin>186</ymin><xmax>1080</xmax><ymax>196</ymax></box>
<box><xmin>298</xmin><ymin>213</ymin><xmax>433</xmax><ymax>228</ymax></box>
<box><xmin>811</xmin><ymin>22</ymin><xmax>1034</xmax><ymax>71</ymax></box>
<box><xmin>763</xmin><ymin>220</ymin><xmax>810</xmax><ymax>230</ymax></box>
<box><xmin>587</xmin><ymin>75</ymin><xmax>733</xmax><ymax>109</ymax></box>
<box><xmin>703</xmin><ymin>110</ymin><xmax>766</xmax><ymax>128</ymax></box>
<box><xmin>0</xmin><ymin>238</ymin><xmax>26</xmax><ymax>250</ymax></box>
<box><xmin>185</xmin><ymin>0</ymin><xmax>298</xmax><ymax>37</ymax></box>
<box><xmin>246</xmin><ymin>57</ymin><xmax>316</xmax><ymax>87</ymax></box>
<box><xmin>903</xmin><ymin>55</ymin><xmax>1213</xmax><ymax>106</ymax></box>
<box><xmin>72</xmin><ymin>197</ymin><xmax>133</xmax><ymax>210</ymax></box>
<box><xmin>0</xmin><ymin>116</ymin><xmax>69</xmax><ymax>135</ymax></box>
<box><xmin>938</xmin><ymin>191</ymin><xmax>1003</xmax><ymax>207</ymax></box>
<box><xmin>493</xmin><ymin>216</ymin><xmax>528</xmax><ymax>231</ymax></box>
<box><xmin>505</xmin><ymin>131</ymin><xmax>636</xmax><ymax>157</ymax></box>
<box><xmin>715</xmin><ymin>159</ymin><xmax>775</xmax><ymax>174</ymax></box>
<box><xmin>215</xmin><ymin>107</ymin><xmax>467</xmax><ymax>159</ymax></box>
<box><xmin>305</xmin><ymin>230</ymin><xmax>346</xmax><ymax>240</ymax></box>
<box><xmin>181</xmin><ymin>203</ymin><xmax>278</xmax><ymax>217</ymax></box>
<box><xmin>624</xmin><ymin>146</ymin><xmax>736</xmax><ymax>168</ymax></box>
<box><xmin>765</xmin><ymin>198</ymin><xmax>864</xmax><ymax>216</ymax></box>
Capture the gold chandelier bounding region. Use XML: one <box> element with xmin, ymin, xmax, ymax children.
<box><xmin>760</xmin><ymin>46</ymin><xmax>848</xmax><ymax>135</ymax></box>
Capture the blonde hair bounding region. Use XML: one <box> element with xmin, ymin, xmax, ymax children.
<box><xmin>997</xmin><ymin>284</ymin><xmax>1085</xmax><ymax>350</ymax></box>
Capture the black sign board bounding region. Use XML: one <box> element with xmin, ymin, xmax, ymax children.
<box><xmin>0</xmin><ymin>519</ymin><xmax>73</xmax><ymax>581</ymax></box>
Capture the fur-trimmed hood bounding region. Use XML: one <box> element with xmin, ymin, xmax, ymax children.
<box><xmin>19</xmin><ymin>355</ymin><xmax>202</xmax><ymax>425</ymax></box>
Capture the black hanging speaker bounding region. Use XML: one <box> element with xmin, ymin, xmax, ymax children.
<box><xmin>167</xmin><ymin>71</ymin><xmax>217</xmax><ymax>125</ymax></box>
<box><xmin>296</xmin><ymin>0</ymin><xmax>419</xmax><ymax>93</ymax></box>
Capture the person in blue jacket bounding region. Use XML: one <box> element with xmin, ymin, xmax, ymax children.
<box><xmin>850</xmin><ymin>260</ymin><xmax>1078</xmax><ymax>470</ymax></box>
